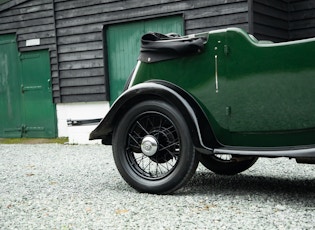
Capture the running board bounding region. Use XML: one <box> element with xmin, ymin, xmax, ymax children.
<box><xmin>213</xmin><ymin>146</ymin><xmax>315</xmax><ymax>158</ymax></box>
<box><xmin>296</xmin><ymin>157</ymin><xmax>315</xmax><ymax>164</ymax></box>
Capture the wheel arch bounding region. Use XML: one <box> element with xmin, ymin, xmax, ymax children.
<box><xmin>89</xmin><ymin>81</ymin><xmax>218</xmax><ymax>151</ymax></box>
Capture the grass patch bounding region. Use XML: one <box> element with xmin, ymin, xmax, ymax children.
<box><xmin>0</xmin><ymin>137</ymin><xmax>68</xmax><ymax>144</ymax></box>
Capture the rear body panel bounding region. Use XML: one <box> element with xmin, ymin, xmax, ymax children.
<box><xmin>130</xmin><ymin>28</ymin><xmax>315</xmax><ymax>148</ymax></box>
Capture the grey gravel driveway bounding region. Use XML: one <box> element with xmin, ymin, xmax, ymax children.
<box><xmin>0</xmin><ymin>144</ymin><xmax>314</xmax><ymax>229</ymax></box>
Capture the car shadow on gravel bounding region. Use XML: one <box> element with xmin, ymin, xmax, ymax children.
<box><xmin>182</xmin><ymin>171</ymin><xmax>315</xmax><ymax>205</ymax></box>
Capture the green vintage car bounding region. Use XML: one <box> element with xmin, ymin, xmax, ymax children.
<box><xmin>90</xmin><ymin>28</ymin><xmax>315</xmax><ymax>194</ymax></box>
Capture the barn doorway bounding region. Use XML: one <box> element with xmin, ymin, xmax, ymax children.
<box><xmin>0</xmin><ymin>34</ymin><xmax>57</xmax><ymax>138</ymax></box>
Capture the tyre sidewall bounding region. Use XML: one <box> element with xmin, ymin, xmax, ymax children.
<box><xmin>199</xmin><ymin>154</ymin><xmax>258</xmax><ymax>175</ymax></box>
<box><xmin>113</xmin><ymin>100</ymin><xmax>197</xmax><ymax>194</ymax></box>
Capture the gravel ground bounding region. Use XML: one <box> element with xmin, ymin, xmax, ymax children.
<box><xmin>0</xmin><ymin>144</ymin><xmax>314</xmax><ymax>230</ymax></box>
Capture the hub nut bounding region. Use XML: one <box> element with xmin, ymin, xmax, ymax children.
<box><xmin>141</xmin><ymin>135</ymin><xmax>158</xmax><ymax>156</ymax></box>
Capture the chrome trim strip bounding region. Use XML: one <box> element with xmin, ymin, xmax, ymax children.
<box><xmin>215</xmin><ymin>55</ymin><xmax>219</xmax><ymax>93</ymax></box>
<box><xmin>128</xmin><ymin>61</ymin><xmax>141</xmax><ymax>88</ymax></box>
<box><xmin>214</xmin><ymin>147</ymin><xmax>315</xmax><ymax>157</ymax></box>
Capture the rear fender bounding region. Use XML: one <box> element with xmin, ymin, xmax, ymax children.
<box><xmin>89</xmin><ymin>81</ymin><xmax>217</xmax><ymax>152</ymax></box>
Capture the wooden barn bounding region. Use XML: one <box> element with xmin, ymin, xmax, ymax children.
<box><xmin>0</xmin><ymin>0</ymin><xmax>314</xmax><ymax>143</ymax></box>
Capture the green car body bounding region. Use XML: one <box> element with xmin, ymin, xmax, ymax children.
<box><xmin>90</xmin><ymin>28</ymin><xmax>315</xmax><ymax>194</ymax></box>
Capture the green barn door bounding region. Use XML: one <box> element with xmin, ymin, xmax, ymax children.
<box><xmin>0</xmin><ymin>34</ymin><xmax>22</xmax><ymax>137</ymax></box>
<box><xmin>0</xmin><ymin>34</ymin><xmax>56</xmax><ymax>138</ymax></box>
<box><xmin>106</xmin><ymin>16</ymin><xmax>184</xmax><ymax>104</ymax></box>
<box><xmin>20</xmin><ymin>50</ymin><xmax>57</xmax><ymax>138</ymax></box>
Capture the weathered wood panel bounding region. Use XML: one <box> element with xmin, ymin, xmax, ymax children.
<box><xmin>61</xmin><ymin>85</ymin><xmax>105</xmax><ymax>95</ymax></box>
<box><xmin>60</xmin><ymin>77</ymin><xmax>105</xmax><ymax>87</ymax></box>
<box><xmin>186</xmin><ymin>12</ymin><xmax>248</xmax><ymax>31</ymax></box>
<box><xmin>289</xmin><ymin>0</ymin><xmax>315</xmax><ymax>40</ymax></box>
<box><xmin>252</xmin><ymin>0</ymin><xmax>289</xmax><ymax>42</ymax></box>
<box><xmin>0</xmin><ymin>0</ymin><xmax>60</xmax><ymax>102</ymax></box>
<box><xmin>0</xmin><ymin>0</ymin><xmax>29</xmax><ymax>12</ymax></box>
<box><xmin>60</xmin><ymin>68</ymin><xmax>104</xmax><ymax>79</ymax></box>
<box><xmin>252</xmin><ymin>0</ymin><xmax>315</xmax><ymax>41</ymax></box>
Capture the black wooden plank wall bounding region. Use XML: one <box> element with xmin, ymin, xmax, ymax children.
<box><xmin>252</xmin><ymin>0</ymin><xmax>289</xmax><ymax>42</ymax></box>
<box><xmin>0</xmin><ymin>0</ymin><xmax>59</xmax><ymax>100</ymax></box>
<box><xmin>53</xmin><ymin>0</ymin><xmax>249</xmax><ymax>103</ymax></box>
<box><xmin>252</xmin><ymin>0</ymin><xmax>315</xmax><ymax>42</ymax></box>
<box><xmin>0</xmin><ymin>0</ymin><xmax>55</xmax><ymax>50</ymax></box>
<box><xmin>289</xmin><ymin>0</ymin><xmax>315</xmax><ymax>40</ymax></box>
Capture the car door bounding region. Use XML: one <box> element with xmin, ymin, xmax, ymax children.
<box><xmin>225</xmin><ymin>30</ymin><xmax>315</xmax><ymax>136</ymax></box>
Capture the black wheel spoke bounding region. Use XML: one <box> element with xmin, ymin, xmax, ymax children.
<box><xmin>128</xmin><ymin>135</ymin><xmax>140</xmax><ymax>146</ymax></box>
<box><xmin>146</xmin><ymin>117</ymin><xmax>156</xmax><ymax>130</ymax></box>
<box><xmin>155</xmin><ymin>117</ymin><xmax>164</xmax><ymax>140</ymax></box>
<box><xmin>129</xmin><ymin>131</ymin><xmax>142</xmax><ymax>142</ymax></box>
<box><xmin>159</xmin><ymin>141</ymin><xmax>179</xmax><ymax>152</ymax></box>
<box><xmin>136</xmin><ymin>121</ymin><xmax>150</xmax><ymax>135</ymax></box>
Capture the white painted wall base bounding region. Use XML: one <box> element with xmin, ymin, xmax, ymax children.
<box><xmin>56</xmin><ymin>101</ymin><xmax>109</xmax><ymax>144</ymax></box>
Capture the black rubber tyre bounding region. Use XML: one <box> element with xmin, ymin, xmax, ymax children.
<box><xmin>112</xmin><ymin>100</ymin><xmax>198</xmax><ymax>194</ymax></box>
<box><xmin>199</xmin><ymin>154</ymin><xmax>258</xmax><ymax>175</ymax></box>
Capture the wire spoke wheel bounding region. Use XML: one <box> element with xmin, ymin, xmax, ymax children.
<box><xmin>127</xmin><ymin>112</ymin><xmax>180</xmax><ymax>179</ymax></box>
<box><xmin>112</xmin><ymin>100</ymin><xmax>198</xmax><ymax>194</ymax></box>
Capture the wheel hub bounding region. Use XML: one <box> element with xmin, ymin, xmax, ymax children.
<box><xmin>141</xmin><ymin>135</ymin><xmax>158</xmax><ymax>157</ymax></box>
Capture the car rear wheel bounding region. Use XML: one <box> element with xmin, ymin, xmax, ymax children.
<box><xmin>199</xmin><ymin>154</ymin><xmax>258</xmax><ymax>175</ymax></box>
<box><xmin>112</xmin><ymin>100</ymin><xmax>198</xmax><ymax>194</ymax></box>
